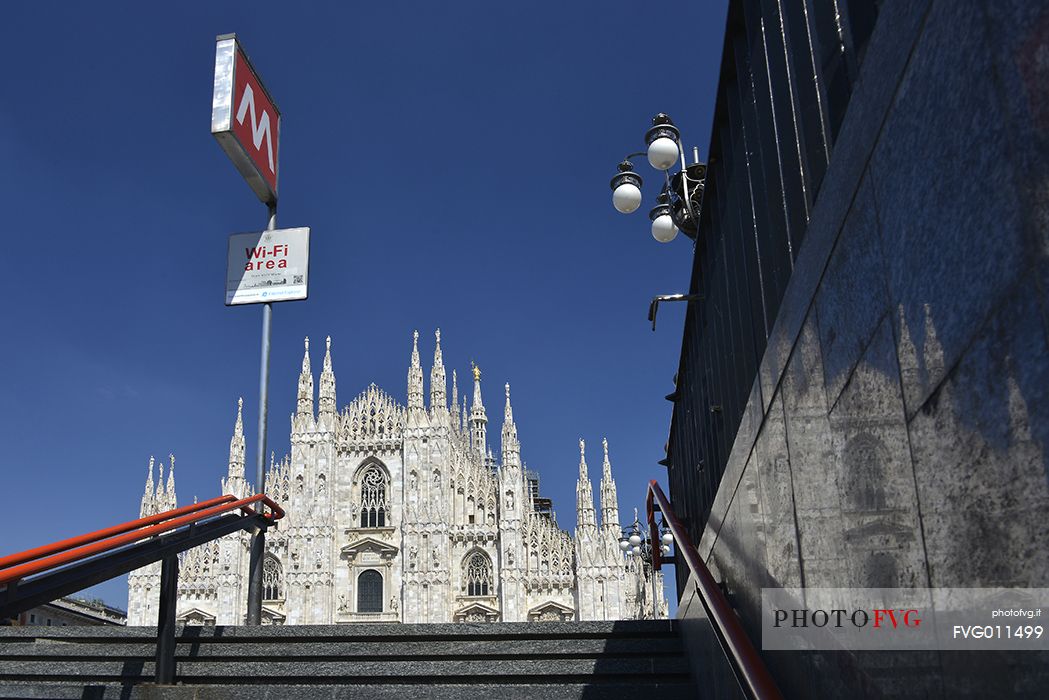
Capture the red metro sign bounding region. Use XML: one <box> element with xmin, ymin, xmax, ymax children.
<box><xmin>211</xmin><ymin>34</ymin><xmax>280</xmax><ymax>204</ymax></box>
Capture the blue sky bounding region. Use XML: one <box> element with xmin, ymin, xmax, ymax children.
<box><xmin>0</xmin><ymin>1</ymin><xmax>727</xmax><ymax>609</ymax></box>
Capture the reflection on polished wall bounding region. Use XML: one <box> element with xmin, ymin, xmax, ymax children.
<box><xmin>668</xmin><ymin>0</ymin><xmax>1049</xmax><ymax>696</ymax></box>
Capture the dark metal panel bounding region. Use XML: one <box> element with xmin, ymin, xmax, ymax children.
<box><xmin>709</xmin><ymin>127</ymin><xmax>737</xmax><ymax>479</ymax></box>
<box><xmin>780</xmin><ymin>0</ymin><xmax>831</xmax><ymax>211</ymax></box>
<box><xmin>760</xmin><ymin>0</ymin><xmax>811</xmax><ymax>256</ymax></box>
<box><xmin>842</xmin><ymin>0</ymin><xmax>881</xmax><ymax>65</ymax></box>
<box><xmin>734</xmin><ymin>24</ymin><xmax>775</xmax><ymax>343</ymax></box>
<box><xmin>743</xmin><ymin>0</ymin><xmax>796</xmax><ymax>329</ymax></box>
<box><xmin>665</xmin><ymin>0</ymin><xmax>880</xmax><ymax>565</ymax></box>
<box><xmin>722</xmin><ymin>70</ymin><xmax>761</xmax><ymax>432</ymax></box>
<box><xmin>806</xmin><ymin>0</ymin><xmax>854</xmax><ymax>143</ymax></box>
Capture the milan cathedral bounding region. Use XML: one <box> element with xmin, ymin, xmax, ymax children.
<box><xmin>127</xmin><ymin>331</ymin><xmax>666</xmax><ymax>625</ymax></box>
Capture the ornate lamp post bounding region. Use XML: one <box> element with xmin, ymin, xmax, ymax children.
<box><xmin>619</xmin><ymin>509</ymin><xmax>674</xmax><ymax>618</ymax></box>
<box><xmin>609</xmin><ymin>113</ymin><xmax>707</xmax><ymax>244</ymax></box>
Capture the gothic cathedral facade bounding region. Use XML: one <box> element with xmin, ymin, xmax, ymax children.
<box><xmin>128</xmin><ymin>331</ymin><xmax>666</xmax><ymax>625</ymax></box>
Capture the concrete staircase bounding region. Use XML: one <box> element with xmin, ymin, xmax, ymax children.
<box><xmin>0</xmin><ymin>620</ymin><xmax>696</xmax><ymax>698</ymax></box>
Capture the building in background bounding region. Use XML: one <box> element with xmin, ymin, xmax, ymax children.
<box><xmin>128</xmin><ymin>331</ymin><xmax>666</xmax><ymax>625</ymax></box>
<box><xmin>663</xmin><ymin>0</ymin><xmax>1049</xmax><ymax>696</ymax></box>
<box><xmin>3</xmin><ymin>597</ymin><xmax>126</xmax><ymax>627</ymax></box>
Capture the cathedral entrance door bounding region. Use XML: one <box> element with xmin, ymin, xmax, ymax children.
<box><xmin>357</xmin><ymin>570</ymin><xmax>383</xmax><ymax>613</ymax></box>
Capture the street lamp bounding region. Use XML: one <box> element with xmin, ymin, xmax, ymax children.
<box><xmin>610</xmin><ymin>162</ymin><xmax>643</xmax><ymax>214</ymax></box>
<box><xmin>645</xmin><ymin>113</ymin><xmax>681</xmax><ymax>170</ymax></box>
<box><xmin>619</xmin><ymin>513</ymin><xmax>674</xmax><ymax>562</ymax></box>
<box><xmin>617</xmin><ymin>509</ymin><xmax>674</xmax><ymax>620</ymax></box>
<box><xmin>609</xmin><ymin>113</ymin><xmax>706</xmax><ymax>243</ymax></box>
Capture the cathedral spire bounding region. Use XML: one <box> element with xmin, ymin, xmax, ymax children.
<box><xmin>501</xmin><ymin>382</ymin><xmax>520</xmax><ymax>467</ymax></box>
<box><xmin>471</xmin><ymin>363</ymin><xmax>484</xmax><ymax>409</ymax></box>
<box><xmin>223</xmin><ymin>398</ymin><xmax>248</xmax><ymax>498</ymax></box>
<box><xmin>140</xmin><ymin>456</ymin><xmax>155</xmax><ymax>517</ymax></box>
<box><xmin>293</xmin><ymin>337</ymin><xmax>316</xmax><ymax>435</ymax></box>
<box><xmin>576</xmin><ymin>439</ymin><xmax>596</xmax><ymax>529</ymax></box>
<box><xmin>318</xmin><ymin>335</ymin><xmax>337</xmax><ymax>427</ymax></box>
<box><xmin>599</xmin><ymin>437</ymin><xmax>620</xmax><ymax>533</ymax></box>
<box><xmin>164</xmin><ymin>454</ymin><xmax>177</xmax><ymax>512</ymax></box>
<box><xmin>297</xmin><ymin>337</ymin><xmax>315</xmax><ymax>416</ymax></box>
<box><xmin>156</xmin><ymin>460</ymin><xmax>165</xmax><ymax>506</ymax></box>
<box><xmin>469</xmin><ymin>362</ymin><xmax>488</xmax><ymax>457</ymax></box>
<box><xmin>451</xmin><ymin>369</ymin><xmax>460</xmax><ymax>428</ymax></box>
<box><xmin>407</xmin><ymin>330</ymin><xmax>424</xmax><ymax>412</ymax></box>
<box><xmin>504</xmin><ymin>383</ymin><xmax>513</xmax><ymax>423</ymax></box>
<box><xmin>229</xmin><ymin>398</ymin><xmax>245</xmax><ymax>478</ymax></box>
<box><xmin>430</xmin><ymin>329</ymin><xmax>447</xmax><ymax>415</ymax></box>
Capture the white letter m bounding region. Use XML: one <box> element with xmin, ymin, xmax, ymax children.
<box><xmin>235</xmin><ymin>83</ymin><xmax>275</xmax><ymax>174</ymax></box>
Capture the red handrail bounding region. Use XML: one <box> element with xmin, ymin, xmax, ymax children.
<box><xmin>0</xmin><ymin>495</ymin><xmax>237</xmax><ymax>572</ymax></box>
<box><xmin>646</xmin><ymin>480</ymin><xmax>782</xmax><ymax>700</ymax></box>
<box><xmin>0</xmin><ymin>493</ymin><xmax>285</xmax><ymax>586</ymax></box>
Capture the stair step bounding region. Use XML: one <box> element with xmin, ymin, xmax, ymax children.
<box><xmin>0</xmin><ymin>636</ymin><xmax>684</xmax><ymax>658</ymax></box>
<box><xmin>0</xmin><ymin>620</ymin><xmax>679</xmax><ymax>641</ymax></box>
<box><xmin>0</xmin><ymin>656</ymin><xmax>692</xmax><ymax>679</ymax></box>
<box><xmin>0</xmin><ymin>621</ymin><xmax>695</xmax><ymax>697</ymax></box>
<box><xmin>0</xmin><ymin>680</ymin><xmax>699</xmax><ymax>700</ymax></box>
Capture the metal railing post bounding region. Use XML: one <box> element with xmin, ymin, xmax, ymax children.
<box><xmin>155</xmin><ymin>554</ymin><xmax>179</xmax><ymax>684</ymax></box>
<box><xmin>246</xmin><ymin>525</ymin><xmax>265</xmax><ymax>625</ymax></box>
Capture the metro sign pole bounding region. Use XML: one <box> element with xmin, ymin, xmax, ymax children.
<box><xmin>211</xmin><ymin>33</ymin><xmax>282</xmax><ymax>625</ymax></box>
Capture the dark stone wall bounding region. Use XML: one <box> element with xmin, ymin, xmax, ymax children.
<box><xmin>678</xmin><ymin>0</ymin><xmax>1049</xmax><ymax>696</ymax></box>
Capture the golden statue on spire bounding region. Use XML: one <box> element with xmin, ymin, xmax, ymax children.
<box><xmin>471</xmin><ymin>361</ymin><xmax>481</xmax><ymax>382</ymax></box>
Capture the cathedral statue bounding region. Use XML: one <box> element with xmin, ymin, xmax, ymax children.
<box><xmin>127</xmin><ymin>330</ymin><xmax>666</xmax><ymax>625</ymax></box>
